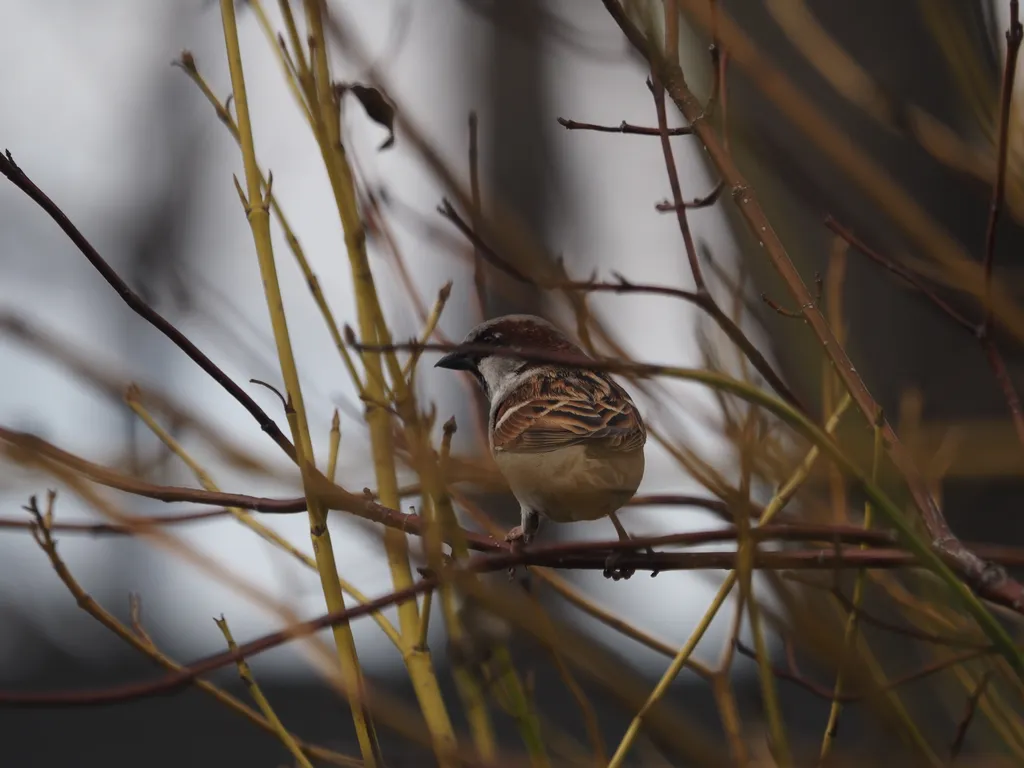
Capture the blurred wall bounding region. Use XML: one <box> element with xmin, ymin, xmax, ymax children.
<box><xmin>717</xmin><ymin>0</ymin><xmax>1024</xmax><ymax>550</ymax></box>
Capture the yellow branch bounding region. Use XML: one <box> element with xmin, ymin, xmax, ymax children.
<box><xmin>436</xmin><ymin>422</ymin><xmax>497</xmax><ymax>763</ymax></box>
<box><xmin>249</xmin><ymin>0</ymin><xmax>314</xmax><ymax>124</ymax></box>
<box><xmin>820</xmin><ymin>412</ymin><xmax>884</xmax><ymax>761</ymax></box>
<box><xmin>606</xmin><ymin>578</ymin><xmax>731</xmax><ymax>768</ymax></box>
<box><xmin>608</xmin><ymin>393</ymin><xmax>853</xmax><ymax>767</ymax></box>
<box><xmin>215</xmin><ymin>615</ymin><xmax>316</xmax><ymax>768</ymax></box>
<box><xmin>736</xmin><ymin>420</ymin><xmax>791</xmax><ymax>766</ymax></box>
<box><xmin>174</xmin><ymin>54</ymin><xmax>364</xmax><ymax>394</ymax></box>
<box><xmin>298</xmin><ymin>1</ymin><xmax>457</xmax><ymax>761</ymax></box>
<box><xmin>218</xmin><ymin>2</ymin><xmax>380</xmax><ymax>763</ymax></box>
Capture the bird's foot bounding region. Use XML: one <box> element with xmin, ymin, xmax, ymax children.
<box><xmin>505</xmin><ymin>525</ymin><xmax>528</xmax><ymax>545</ymax></box>
<box><xmin>603</xmin><ymin>551</ymin><xmax>635</xmax><ymax>581</ymax></box>
<box><xmin>646</xmin><ymin>546</ymin><xmax>661</xmax><ymax>578</ymax></box>
<box><xmin>504</xmin><ymin>525</ymin><xmax>532</xmax><ymax>579</ymax></box>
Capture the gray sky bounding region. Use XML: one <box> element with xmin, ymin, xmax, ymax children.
<box><xmin>0</xmin><ymin>0</ymin><xmax>775</xmax><ymax>681</ymax></box>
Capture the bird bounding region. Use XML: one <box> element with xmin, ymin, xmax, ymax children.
<box><xmin>434</xmin><ymin>314</ymin><xmax>647</xmax><ymax>548</ymax></box>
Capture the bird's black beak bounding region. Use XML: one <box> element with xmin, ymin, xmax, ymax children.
<box><xmin>435</xmin><ymin>349</ymin><xmax>475</xmax><ymax>371</ymax></box>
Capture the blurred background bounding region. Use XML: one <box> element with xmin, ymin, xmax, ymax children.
<box><xmin>0</xmin><ymin>1</ymin><xmax>1021</xmax><ymax>765</ymax></box>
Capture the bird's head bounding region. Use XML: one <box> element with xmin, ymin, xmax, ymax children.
<box><xmin>434</xmin><ymin>314</ymin><xmax>584</xmax><ymax>401</ymax></box>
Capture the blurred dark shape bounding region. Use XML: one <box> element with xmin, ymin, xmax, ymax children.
<box><xmin>463</xmin><ymin>0</ymin><xmax>562</xmax><ymax>319</ymax></box>
<box><xmin>720</xmin><ymin>1</ymin><xmax>1024</xmax><ymax>547</ymax></box>
<box><xmin>714</xmin><ymin>3</ymin><xmax>1024</xmax><ymax>757</ymax></box>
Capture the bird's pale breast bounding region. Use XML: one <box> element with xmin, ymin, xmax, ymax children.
<box><xmin>494</xmin><ymin>443</ymin><xmax>645</xmax><ymax>523</ymax></box>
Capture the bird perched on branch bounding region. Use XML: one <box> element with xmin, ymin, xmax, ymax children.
<box><xmin>435</xmin><ymin>314</ymin><xmax>647</xmax><ymax>548</ymax></box>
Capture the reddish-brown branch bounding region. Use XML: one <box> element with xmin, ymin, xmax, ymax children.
<box><xmin>499</xmin><ymin>523</ymin><xmax>907</xmax><ymax>556</ymax></box>
<box><xmin>0</xmin><ymin>150</ymin><xmax>297</xmax><ymax>462</ymax></box>
<box><xmin>760</xmin><ymin>293</ymin><xmax>803</xmax><ymax>319</ymax></box>
<box><xmin>0</xmin><ymin>577</ymin><xmax>437</xmax><ymax>708</ymax></box>
<box><xmin>14</xmin><ymin>423</ymin><xmax>1024</xmax><ymax>568</ymax></box>
<box><xmin>981</xmin><ymin>334</ymin><xmax>1024</xmax><ymax>448</ymax></box>
<box><xmin>0</xmin><ymin>508</ymin><xmax>231</xmax><ymax>535</ymax></box>
<box><xmin>441</xmin><ymin>198</ymin><xmax>703</xmax><ymax>302</ymax></box>
<box><xmin>651</xmin><ymin>75</ymin><xmax>705</xmax><ymax>291</ymax></box>
<box><xmin>1</xmin><ymin>421</ymin><xmax>502</xmax><ymax>552</ymax></box>
<box><xmin>3</xmin><ymin>544</ymin><xmax>1017</xmax><ymax>710</ymax></box>
<box><xmin>479</xmin><ymin>547</ymin><xmax>972</xmax><ymax>574</ymax></box>
<box><xmin>6</xmin><ymin>422</ymin><xmax>964</xmax><ymax>560</ymax></box>
<box><xmin>6</xmin><ymin>414</ymin><xmax>777</xmax><ymax>528</ymax></box>
<box><xmin>950</xmin><ymin>669</ymin><xmax>995</xmax><ymax>758</ymax></box>
<box><xmin>437</xmin><ymin>199</ymin><xmax>531</xmax><ymax>283</ymax></box>
<box><xmin>650</xmin><ymin>69</ymin><xmax>809</xmax><ymax>418</ymax></box>
<box><xmin>734</xmin><ymin>641</ymin><xmax>993</xmax><ymax>704</ymax></box>
<box><xmin>0</xmin><ymin>492</ymin><xmax>743</xmax><ymax>537</ymax></box>
<box><xmin>4</xmin><ymin>476</ymin><xmax>1021</xmax><ymax>569</ymax></box>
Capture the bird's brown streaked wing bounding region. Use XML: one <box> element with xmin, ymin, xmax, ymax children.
<box><xmin>492</xmin><ymin>371</ymin><xmax>646</xmax><ymax>454</ymax></box>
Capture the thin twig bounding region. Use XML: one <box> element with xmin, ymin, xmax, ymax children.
<box><xmin>829</xmin><ymin>589</ymin><xmax>988</xmax><ymax>650</ymax></box>
<box><xmin>215</xmin><ymin>615</ymin><xmax>315</xmax><ymax>768</ymax></box>
<box><xmin>825</xmin><ymin>216</ymin><xmax>974</xmax><ymax>331</ymax></box>
<box><xmin>174</xmin><ymin>52</ymin><xmax>367</xmax><ymax>395</ymax></box>
<box><xmin>0</xmin><ymin>150</ymin><xmax>296</xmax><ymax>461</ymax></box>
<box><xmin>982</xmin><ymin>2</ymin><xmax>1023</xmax><ymax>333</ymax></box>
<box><xmin>556</xmin><ymin>117</ymin><xmax>692</xmax><ymax>136</ymax></box>
<box><xmin>651</xmin><ymin>74</ymin><xmax>705</xmax><ymax>290</ymax></box>
<box><xmin>950</xmin><ymin>669</ymin><xmax>995</xmax><ymax>758</ymax></box>
<box><xmin>0</xmin><ymin>492</ymin><xmax>742</xmax><ymax>537</ymax></box>
<box><xmin>733</xmin><ymin>641</ymin><xmax>992</xmax><ymax>703</ymax></box>
<box><xmin>654</xmin><ymin>180</ymin><xmax>724</xmax><ymax>211</ymax></box>
<box><xmin>761</xmin><ymin>293</ymin><xmax>803</xmax><ymax>319</ymax></box>
<box><xmin>0</xmin><ymin>508</ymin><xmax>231</xmax><ymax>534</ymax></box>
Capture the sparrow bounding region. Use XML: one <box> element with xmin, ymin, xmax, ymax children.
<box><xmin>435</xmin><ymin>314</ymin><xmax>647</xmax><ymax>547</ymax></box>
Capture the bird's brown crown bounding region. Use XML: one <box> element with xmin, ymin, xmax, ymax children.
<box><xmin>462</xmin><ymin>314</ymin><xmax>585</xmax><ymax>355</ymax></box>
